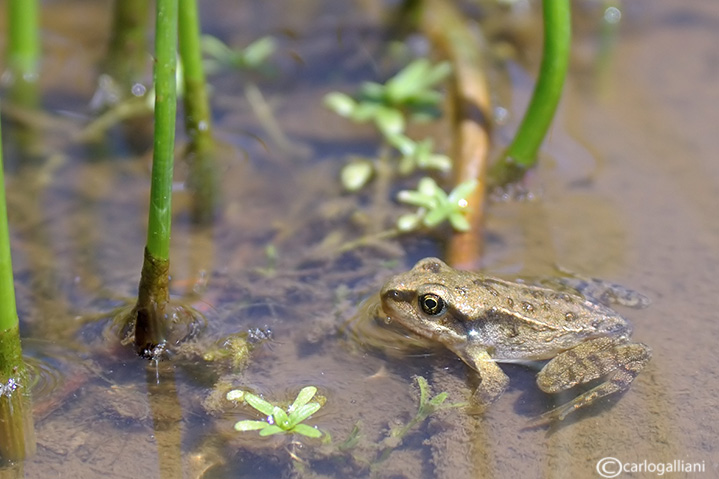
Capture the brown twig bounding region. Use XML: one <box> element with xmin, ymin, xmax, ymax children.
<box><xmin>419</xmin><ymin>0</ymin><xmax>492</xmax><ymax>270</ymax></box>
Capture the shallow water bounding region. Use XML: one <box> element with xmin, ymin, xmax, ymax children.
<box><xmin>1</xmin><ymin>0</ymin><xmax>718</xmax><ymax>478</ymax></box>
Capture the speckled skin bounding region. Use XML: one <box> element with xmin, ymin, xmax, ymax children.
<box><xmin>380</xmin><ymin>258</ymin><xmax>652</xmax><ymax>420</ymax></box>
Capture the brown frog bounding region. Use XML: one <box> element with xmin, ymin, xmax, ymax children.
<box><xmin>379</xmin><ymin>257</ymin><xmax>651</xmax><ymax>421</ymax></box>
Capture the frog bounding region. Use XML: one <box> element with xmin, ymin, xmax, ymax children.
<box><xmin>379</xmin><ymin>257</ymin><xmax>652</xmax><ymax>421</ymax></box>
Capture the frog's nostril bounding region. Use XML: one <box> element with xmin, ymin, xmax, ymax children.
<box><xmin>384</xmin><ymin>290</ymin><xmax>400</xmax><ymax>301</ymax></box>
<box><xmin>382</xmin><ymin>289</ymin><xmax>411</xmax><ymax>303</ymax></box>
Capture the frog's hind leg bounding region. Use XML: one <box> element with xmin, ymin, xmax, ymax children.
<box><xmin>535</xmin><ymin>337</ymin><xmax>651</xmax><ymax>421</ymax></box>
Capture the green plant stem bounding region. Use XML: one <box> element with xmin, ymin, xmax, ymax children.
<box><xmin>146</xmin><ymin>0</ymin><xmax>179</xmax><ymax>261</ymax></box>
<box><xmin>105</xmin><ymin>0</ymin><xmax>150</xmax><ymax>90</ymax></box>
<box><xmin>7</xmin><ymin>0</ymin><xmax>40</xmax><ymax>108</ymax></box>
<box><xmin>0</xmin><ymin>102</ymin><xmax>36</xmax><ymax>464</ymax></box>
<box><xmin>7</xmin><ymin>0</ymin><xmax>39</xmax><ymax>81</ymax></box>
<box><xmin>178</xmin><ymin>0</ymin><xmax>218</xmax><ymax>223</ymax></box>
<box><xmin>0</xmin><ymin>125</ymin><xmax>17</xmax><ymax>333</ymax></box>
<box><xmin>490</xmin><ymin>0</ymin><xmax>571</xmax><ymax>186</ymax></box>
<box><xmin>178</xmin><ymin>0</ymin><xmax>212</xmax><ymax>145</ymax></box>
<box><xmin>134</xmin><ymin>0</ymin><xmax>178</xmax><ymax>358</ymax></box>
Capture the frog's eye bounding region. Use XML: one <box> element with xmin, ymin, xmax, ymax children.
<box><xmin>419</xmin><ymin>294</ymin><xmax>445</xmax><ymax>316</ymax></box>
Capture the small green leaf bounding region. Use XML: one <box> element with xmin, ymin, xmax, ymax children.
<box><xmin>416</xmin><ymin>376</ymin><xmax>430</xmax><ymax>405</ymax></box>
<box><xmin>244</xmin><ymin>393</ymin><xmax>276</xmax><ymax>416</ymax></box>
<box><xmin>428</xmin><ymin>391</ymin><xmax>448</xmax><ymax>407</ymax></box>
<box><xmin>259</xmin><ymin>424</ymin><xmax>285</xmax><ymax>436</ymax></box>
<box><xmin>202</xmin><ymin>35</ymin><xmax>233</xmax><ymax>60</ymax></box>
<box><xmin>386</xmin><ymin>59</ymin><xmax>431</xmax><ymax>102</ymax></box>
<box><xmin>448</xmin><ymin>179</ymin><xmax>478</xmax><ymax>205</ymax></box>
<box><xmin>324</xmin><ymin>92</ymin><xmax>357</xmax><ymax>117</ymax></box>
<box><xmin>448</xmin><ymin>212</ymin><xmax>471</xmax><ymax>232</ymax></box>
<box><xmin>396</xmin><ymin>213</ymin><xmax>421</xmax><ymax>232</ymax></box>
<box><xmin>387</xmin><ymin>133</ymin><xmax>416</xmax><ymax>156</ymax></box>
<box><xmin>289</xmin><ymin>402</ymin><xmax>321</xmax><ymax>427</ymax></box>
<box><xmin>350</xmin><ymin>102</ymin><xmax>381</xmax><ymax>122</ymax></box>
<box><xmin>397</xmin><ymin>190</ymin><xmax>435</xmax><ymax>209</ymax></box>
<box><xmin>359</xmin><ymin>82</ymin><xmax>385</xmax><ymax>101</ymax></box>
<box><xmin>423</xmin><ymin>206</ymin><xmax>449</xmax><ymax>227</ymax></box>
<box><xmin>290</xmin><ymin>386</ymin><xmax>318</xmax><ymax>412</ymax></box>
<box><xmin>242</xmin><ymin>36</ymin><xmax>277</xmax><ymax>68</ymax></box>
<box><xmin>420</xmin><ymin>154</ymin><xmax>452</xmax><ymax>172</ymax></box>
<box><xmin>272</xmin><ymin>406</ymin><xmax>290</xmax><ymax>428</ymax></box>
<box><xmin>234</xmin><ymin>420</ymin><xmax>269</xmax><ymax>432</ymax></box>
<box><xmin>417</xmin><ymin>177</ymin><xmax>440</xmax><ymax>197</ymax></box>
<box><xmin>374</xmin><ymin>107</ymin><xmax>405</xmax><ymax>136</ymax></box>
<box><xmin>292</xmin><ymin>424</ymin><xmax>323</xmax><ymax>438</ymax></box>
<box><xmin>340</xmin><ymin>160</ymin><xmax>374</xmax><ymax>192</ymax></box>
<box><xmin>424</xmin><ymin>61</ymin><xmax>452</xmax><ymax>88</ymax></box>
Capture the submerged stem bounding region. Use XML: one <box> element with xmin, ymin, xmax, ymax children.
<box><xmin>105</xmin><ymin>0</ymin><xmax>150</xmax><ymax>91</ymax></box>
<box><xmin>178</xmin><ymin>0</ymin><xmax>218</xmax><ymax>223</ymax></box>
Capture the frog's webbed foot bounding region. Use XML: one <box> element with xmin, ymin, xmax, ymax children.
<box><xmin>535</xmin><ymin>337</ymin><xmax>652</xmax><ymax>421</ymax></box>
<box><xmin>456</xmin><ymin>345</ymin><xmax>509</xmax><ymax>413</ymax></box>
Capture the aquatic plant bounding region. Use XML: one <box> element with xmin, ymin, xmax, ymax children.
<box><xmin>131</xmin><ymin>0</ymin><xmax>180</xmax><ymax>359</ymax></box>
<box><xmin>323</xmin><ymin>57</ymin><xmax>479</xmax><ymax>239</ymax></box>
<box><xmin>104</xmin><ymin>0</ymin><xmax>149</xmax><ymax>93</ymax></box>
<box><xmin>202</xmin><ymin>35</ymin><xmax>277</xmax><ymax>74</ymax></box>
<box><xmin>324</xmin><ymin>58</ymin><xmax>453</xmax><ymax>190</ymax></box>
<box><xmin>489</xmin><ymin>0</ymin><xmax>571</xmax><ymax>187</ymax></box>
<box><xmin>179</xmin><ymin>0</ymin><xmax>217</xmax><ymax>223</ymax></box>
<box><xmin>383</xmin><ymin>376</ymin><xmax>464</xmax><ymax>448</ymax></box>
<box><xmin>0</xmin><ymin>100</ymin><xmax>36</xmax><ymax>464</ymax></box>
<box><xmin>6</xmin><ymin>0</ymin><xmax>40</xmax><ymax>106</ymax></box>
<box><xmin>227</xmin><ymin>386</ymin><xmax>324</xmax><ymax>438</ymax></box>
<box><xmin>396</xmin><ymin>177</ymin><xmax>478</xmax><ymax>233</ymax></box>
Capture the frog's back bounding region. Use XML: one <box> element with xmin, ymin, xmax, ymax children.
<box><xmin>461</xmin><ymin>274</ymin><xmax>632</xmax><ymax>361</ymax></box>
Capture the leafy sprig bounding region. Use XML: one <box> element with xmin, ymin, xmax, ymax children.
<box><xmin>227</xmin><ymin>386</ymin><xmax>324</xmax><ymax>438</ymax></box>
<box><xmin>202</xmin><ymin>35</ymin><xmax>277</xmax><ymax>74</ymax></box>
<box><xmin>396</xmin><ymin>177</ymin><xmax>477</xmax><ymax>232</ymax></box>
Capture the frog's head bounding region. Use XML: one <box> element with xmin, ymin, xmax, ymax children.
<box><xmin>379</xmin><ymin>257</ymin><xmax>470</xmax><ymax>348</ymax></box>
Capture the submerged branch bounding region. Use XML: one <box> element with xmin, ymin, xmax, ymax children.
<box><xmin>419</xmin><ymin>0</ymin><xmax>492</xmax><ymax>270</ymax></box>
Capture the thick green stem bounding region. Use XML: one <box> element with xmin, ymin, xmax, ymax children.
<box><xmin>178</xmin><ymin>0</ymin><xmax>218</xmax><ymax>223</ymax></box>
<box><xmin>105</xmin><ymin>0</ymin><xmax>151</xmax><ymax>91</ymax></box>
<box><xmin>133</xmin><ymin>247</ymin><xmax>170</xmax><ymax>358</ymax></box>
<box><xmin>134</xmin><ymin>0</ymin><xmax>178</xmax><ymax>358</ymax></box>
<box><xmin>146</xmin><ymin>0</ymin><xmax>179</xmax><ymax>261</ymax></box>
<box><xmin>0</xmin><ymin>127</ymin><xmax>17</xmax><ymax>333</ymax></box>
<box><xmin>0</xmin><ymin>103</ymin><xmax>35</xmax><ymax>464</ymax></box>
<box><xmin>490</xmin><ymin>0</ymin><xmax>571</xmax><ymax>186</ymax></box>
<box><xmin>7</xmin><ymin>0</ymin><xmax>40</xmax><ymax>108</ymax></box>
<box><xmin>0</xmin><ymin>327</ymin><xmax>35</xmax><ymax>466</ymax></box>
<box><xmin>7</xmin><ymin>0</ymin><xmax>39</xmax><ymax>80</ymax></box>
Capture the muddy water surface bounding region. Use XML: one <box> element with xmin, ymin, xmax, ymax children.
<box><xmin>1</xmin><ymin>0</ymin><xmax>717</xmax><ymax>478</ymax></box>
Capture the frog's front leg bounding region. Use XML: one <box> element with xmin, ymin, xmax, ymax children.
<box><xmin>536</xmin><ymin>337</ymin><xmax>651</xmax><ymax>421</ymax></box>
<box><xmin>455</xmin><ymin>344</ymin><xmax>510</xmax><ymax>410</ymax></box>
